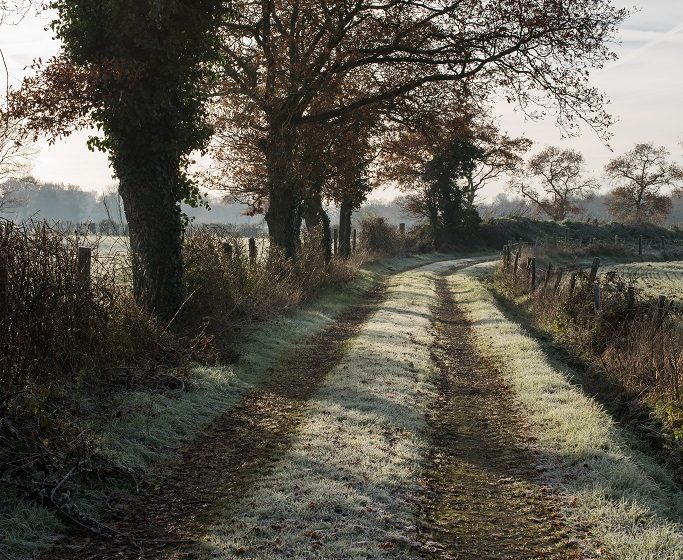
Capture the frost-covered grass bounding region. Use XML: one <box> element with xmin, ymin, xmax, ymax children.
<box><xmin>0</xmin><ymin>253</ymin><xmax>451</xmax><ymax>560</ymax></box>
<box><xmin>192</xmin><ymin>262</ymin><xmax>467</xmax><ymax>559</ymax></box>
<box><xmin>192</xmin><ymin>257</ymin><xmax>492</xmax><ymax>558</ymax></box>
<box><xmin>451</xmin><ymin>262</ymin><xmax>683</xmax><ymax>560</ymax></box>
<box><xmin>607</xmin><ymin>260</ymin><xmax>683</xmax><ymax>302</ymax></box>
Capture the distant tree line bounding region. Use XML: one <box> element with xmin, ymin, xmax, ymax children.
<box><xmin>506</xmin><ymin>143</ymin><xmax>683</xmax><ymax>225</ymax></box>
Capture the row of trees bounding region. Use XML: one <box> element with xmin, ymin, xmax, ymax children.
<box><xmin>1</xmin><ymin>0</ymin><xmax>628</xmax><ymax>320</ymax></box>
<box><xmin>508</xmin><ymin>143</ymin><xmax>683</xmax><ymax>225</ymax></box>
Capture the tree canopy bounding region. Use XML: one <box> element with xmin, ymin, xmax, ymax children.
<box><xmin>605</xmin><ymin>143</ymin><xmax>683</xmax><ymax>225</ymax></box>
<box><xmin>510</xmin><ymin>146</ymin><xmax>598</xmax><ymax>221</ymax></box>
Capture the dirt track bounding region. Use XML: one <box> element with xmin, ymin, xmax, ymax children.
<box><xmin>417</xmin><ymin>275</ymin><xmax>580</xmax><ymax>559</ymax></box>
<box><xmin>43</xmin><ymin>258</ymin><xmax>582</xmax><ymax>559</ymax></box>
<box><xmin>44</xmin><ymin>282</ymin><xmax>388</xmax><ymax>559</ymax></box>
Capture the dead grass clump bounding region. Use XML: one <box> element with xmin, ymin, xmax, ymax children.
<box><xmin>181</xmin><ymin>225</ymin><xmax>363</xmax><ymax>331</ymax></box>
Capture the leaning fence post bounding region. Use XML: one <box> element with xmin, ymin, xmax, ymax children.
<box><xmin>593</xmin><ymin>281</ymin><xmax>601</xmax><ymax>312</ymax></box>
<box><xmin>513</xmin><ymin>248</ymin><xmax>521</xmax><ymax>274</ymax></box>
<box><xmin>544</xmin><ymin>262</ymin><xmax>553</xmax><ymax>290</ymax></box>
<box><xmin>333</xmin><ymin>227</ymin><xmax>338</xmax><ymax>256</ymax></box>
<box><xmin>530</xmin><ymin>257</ymin><xmax>536</xmax><ymax>291</ymax></box>
<box><xmin>569</xmin><ymin>272</ymin><xmax>577</xmax><ymax>296</ymax></box>
<box><xmin>588</xmin><ymin>257</ymin><xmax>601</xmax><ymax>286</ymax></box>
<box><xmin>352</xmin><ymin>229</ymin><xmax>357</xmax><ymax>252</ymax></box>
<box><xmin>399</xmin><ymin>223</ymin><xmax>405</xmax><ymax>235</ymax></box>
<box><xmin>77</xmin><ymin>246</ymin><xmax>92</xmax><ymax>285</ymax></box>
<box><xmin>248</xmin><ymin>237</ymin><xmax>257</xmax><ymax>264</ymax></box>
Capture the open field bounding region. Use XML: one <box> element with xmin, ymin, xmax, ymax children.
<box><xmin>607</xmin><ymin>261</ymin><xmax>683</xmax><ymax>302</ymax></box>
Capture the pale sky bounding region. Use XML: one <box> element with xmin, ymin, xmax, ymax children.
<box><xmin>1</xmin><ymin>1</ymin><xmax>682</xmax><ymax>201</ymax></box>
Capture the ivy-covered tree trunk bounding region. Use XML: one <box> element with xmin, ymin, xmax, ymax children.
<box><xmin>264</xmin><ymin>121</ymin><xmax>301</xmax><ymax>258</ymax></box>
<box><xmin>116</xmin><ymin>142</ymin><xmax>184</xmax><ymax>321</ymax></box>
<box><xmin>338</xmin><ymin>198</ymin><xmax>353</xmax><ymax>259</ymax></box>
<box><xmin>303</xmin><ymin>193</ymin><xmax>332</xmax><ymax>264</ymax></box>
<box><xmin>42</xmin><ymin>0</ymin><xmax>230</xmax><ymax>321</ymax></box>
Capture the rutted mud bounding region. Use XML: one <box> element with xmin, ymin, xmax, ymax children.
<box><xmin>418</xmin><ymin>275</ymin><xmax>583</xmax><ymax>560</ymax></box>
<box><xmin>43</xmin><ymin>283</ymin><xmax>388</xmax><ymax>560</ymax></box>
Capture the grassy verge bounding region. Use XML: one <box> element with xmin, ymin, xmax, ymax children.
<box><xmin>493</xmin><ymin>248</ymin><xmax>683</xmax><ymax>481</ymax></box>
<box><xmin>451</xmin><ymin>262</ymin><xmax>683</xmax><ymax>559</ymax></box>
<box><xmin>0</xmin><ymin>252</ymin><xmax>454</xmax><ymax>560</ymax></box>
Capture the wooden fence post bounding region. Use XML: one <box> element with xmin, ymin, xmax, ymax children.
<box><xmin>593</xmin><ymin>282</ymin><xmax>601</xmax><ymax>312</ymax></box>
<box><xmin>614</xmin><ymin>234</ymin><xmax>619</xmax><ymax>244</ymax></box>
<box><xmin>399</xmin><ymin>223</ymin><xmax>405</xmax><ymax>235</ymax></box>
<box><xmin>569</xmin><ymin>272</ymin><xmax>577</xmax><ymax>296</ymax></box>
<box><xmin>0</xmin><ymin>255</ymin><xmax>7</xmax><ymax>313</ymax></box>
<box><xmin>248</xmin><ymin>237</ymin><xmax>257</xmax><ymax>264</ymax></box>
<box><xmin>588</xmin><ymin>257</ymin><xmax>601</xmax><ymax>286</ymax></box>
<box><xmin>77</xmin><ymin>246</ymin><xmax>92</xmax><ymax>285</ymax></box>
<box><xmin>530</xmin><ymin>257</ymin><xmax>536</xmax><ymax>291</ymax></box>
<box><xmin>513</xmin><ymin>248</ymin><xmax>521</xmax><ymax>274</ymax></box>
<box><xmin>657</xmin><ymin>295</ymin><xmax>666</xmax><ymax>320</ymax></box>
<box><xmin>553</xmin><ymin>270</ymin><xmax>564</xmax><ymax>295</ymax></box>
<box><xmin>352</xmin><ymin>229</ymin><xmax>357</xmax><ymax>252</ymax></box>
<box><xmin>502</xmin><ymin>245</ymin><xmax>508</xmax><ymax>268</ymax></box>
<box><xmin>638</xmin><ymin>236</ymin><xmax>643</xmax><ymax>258</ymax></box>
<box><xmin>222</xmin><ymin>242</ymin><xmax>233</xmax><ymax>261</ymax></box>
<box><xmin>544</xmin><ymin>262</ymin><xmax>553</xmax><ymax>290</ymax></box>
<box><xmin>333</xmin><ymin>227</ymin><xmax>338</xmax><ymax>256</ymax></box>
<box><xmin>627</xmin><ymin>285</ymin><xmax>635</xmax><ymax>310</ymax></box>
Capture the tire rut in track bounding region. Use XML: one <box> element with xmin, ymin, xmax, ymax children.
<box><xmin>44</xmin><ymin>282</ymin><xmax>388</xmax><ymax>560</ymax></box>
<box><xmin>418</xmin><ymin>275</ymin><xmax>583</xmax><ymax>560</ymax></box>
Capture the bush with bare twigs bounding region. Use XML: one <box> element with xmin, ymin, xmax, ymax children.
<box><xmin>494</xmin><ymin>248</ymin><xmax>683</xmax><ymax>482</ymax></box>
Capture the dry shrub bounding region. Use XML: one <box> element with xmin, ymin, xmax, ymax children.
<box><xmin>494</xmin><ymin>248</ymin><xmax>683</xmax><ymax>479</ymax></box>
<box><xmin>358</xmin><ymin>215</ymin><xmax>403</xmax><ymax>256</ymax></box>
<box><xmin>181</xmin><ymin>225</ymin><xmax>360</xmax><ymax>331</ymax></box>
<box><xmin>497</xmin><ymin>248</ymin><xmax>683</xmax><ymax>400</ymax></box>
<box><xmin>0</xmin><ymin>220</ymin><xmax>113</xmax><ymax>394</ymax></box>
<box><xmin>1</xmin><ymin>220</ymin><xmax>367</xmax><ymax>531</ymax></box>
<box><xmin>0</xmin><ymin>220</ymin><xmax>184</xmax><ymax>510</ymax></box>
<box><xmin>181</xmin><ymin>226</ymin><xmax>236</xmax><ymax>333</ymax></box>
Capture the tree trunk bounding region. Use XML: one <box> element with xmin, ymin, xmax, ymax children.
<box><xmin>264</xmin><ymin>120</ymin><xmax>300</xmax><ymax>258</ymax></box>
<box><xmin>465</xmin><ymin>174</ymin><xmax>476</xmax><ymax>210</ymax></box>
<box><xmin>338</xmin><ymin>198</ymin><xmax>353</xmax><ymax>259</ymax></box>
<box><xmin>426</xmin><ymin>187</ymin><xmax>442</xmax><ymax>249</ymax></box>
<box><xmin>440</xmin><ymin>185</ymin><xmax>460</xmax><ymax>247</ymax></box>
<box><xmin>303</xmin><ymin>193</ymin><xmax>332</xmax><ymax>264</ymax></box>
<box><xmin>117</xmin><ymin>155</ymin><xmax>184</xmax><ymax>322</ymax></box>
